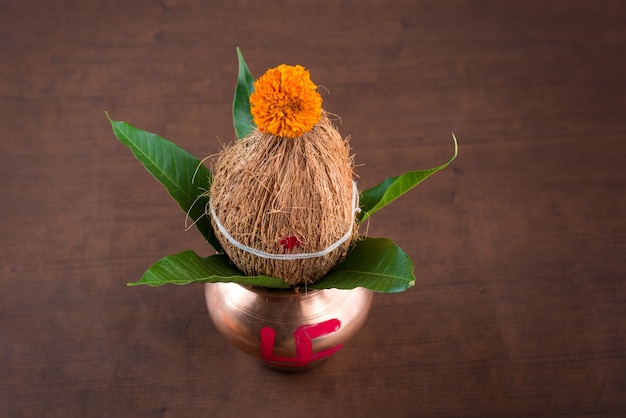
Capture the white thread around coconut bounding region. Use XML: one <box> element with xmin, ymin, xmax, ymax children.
<box><xmin>209</xmin><ymin>181</ymin><xmax>360</xmax><ymax>261</ymax></box>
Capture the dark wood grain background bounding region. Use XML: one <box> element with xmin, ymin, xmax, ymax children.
<box><xmin>2</xmin><ymin>0</ymin><xmax>625</xmax><ymax>416</ymax></box>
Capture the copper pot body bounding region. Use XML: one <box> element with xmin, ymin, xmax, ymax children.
<box><xmin>205</xmin><ymin>283</ymin><xmax>373</xmax><ymax>371</ymax></box>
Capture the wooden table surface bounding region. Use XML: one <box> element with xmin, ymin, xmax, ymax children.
<box><xmin>2</xmin><ymin>1</ymin><xmax>625</xmax><ymax>416</ymax></box>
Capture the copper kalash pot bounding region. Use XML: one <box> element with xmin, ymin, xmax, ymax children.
<box><xmin>205</xmin><ymin>282</ymin><xmax>373</xmax><ymax>371</ymax></box>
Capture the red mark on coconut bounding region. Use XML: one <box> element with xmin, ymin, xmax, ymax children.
<box><xmin>280</xmin><ymin>235</ymin><xmax>301</xmax><ymax>249</ymax></box>
<box><xmin>260</xmin><ymin>319</ymin><xmax>342</xmax><ymax>368</ymax></box>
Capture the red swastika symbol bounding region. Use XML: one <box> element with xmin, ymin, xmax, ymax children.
<box><xmin>260</xmin><ymin>319</ymin><xmax>342</xmax><ymax>368</ymax></box>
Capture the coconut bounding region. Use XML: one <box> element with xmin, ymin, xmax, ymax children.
<box><xmin>209</xmin><ymin>112</ymin><xmax>357</xmax><ymax>286</ymax></box>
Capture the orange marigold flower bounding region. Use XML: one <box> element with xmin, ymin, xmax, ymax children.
<box><xmin>250</xmin><ymin>64</ymin><xmax>322</xmax><ymax>138</ymax></box>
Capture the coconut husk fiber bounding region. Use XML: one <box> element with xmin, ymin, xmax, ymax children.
<box><xmin>209</xmin><ymin>112</ymin><xmax>357</xmax><ymax>286</ymax></box>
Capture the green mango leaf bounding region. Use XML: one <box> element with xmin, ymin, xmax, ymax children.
<box><xmin>128</xmin><ymin>238</ymin><xmax>414</xmax><ymax>293</ymax></box>
<box><xmin>358</xmin><ymin>134</ymin><xmax>458</xmax><ymax>223</ymax></box>
<box><xmin>233</xmin><ymin>47</ymin><xmax>256</xmax><ymax>139</ymax></box>
<box><xmin>128</xmin><ymin>250</ymin><xmax>290</xmax><ymax>287</ymax></box>
<box><xmin>308</xmin><ymin>237</ymin><xmax>415</xmax><ymax>293</ymax></box>
<box><xmin>106</xmin><ymin>113</ymin><xmax>223</xmax><ymax>252</ymax></box>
